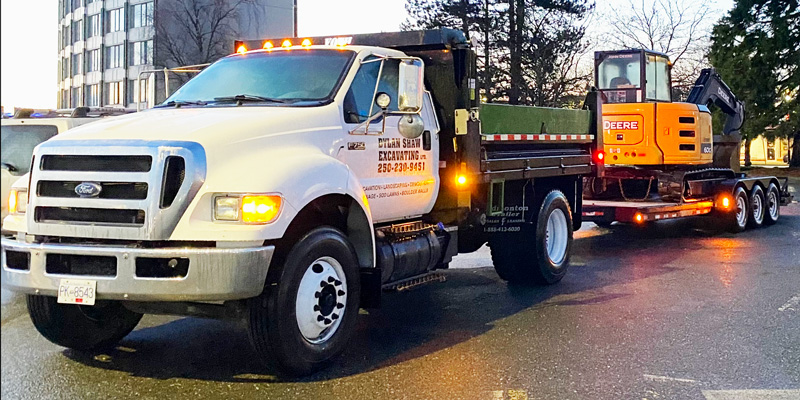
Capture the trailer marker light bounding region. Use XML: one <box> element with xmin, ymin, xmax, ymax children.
<box><xmin>721</xmin><ymin>196</ymin><xmax>730</xmax><ymax>209</ymax></box>
<box><xmin>301</xmin><ymin>38</ymin><xmax>312</xmax><ymax>47</ymax></box>
<box><xmin>456</xmin><ymin>175</ymin><xmax>467</xmax><ymax>185</ymax></box>
<box><xmin>263</xmin><ymin>41</ymin><xmax>274</xmax><ymax>50</ymax></box>
<box><xmin>635</xmin><ymin>213</ymin><xmax>644</xmax><ymax>223</ymax></box>
<box><xmin>282</xmin><ymin>39</ymin><xmax>292</xmax><ymax>48</ymax></box>
<box><xmin>236</xmin><ymin>45</ymin><xmax>247</xmax><ymax>54</ymax></box>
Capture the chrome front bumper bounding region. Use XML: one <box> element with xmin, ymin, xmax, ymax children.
<box><xmin>1</xmin><ymin>237</ymin><xmax>273</xmax><ymax>301</ymax></box>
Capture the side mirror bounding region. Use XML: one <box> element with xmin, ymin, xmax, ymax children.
<box><xmin>398</xmin><ymin>59</ymin><xmax>424</xmax><ymax>113</ymax></box>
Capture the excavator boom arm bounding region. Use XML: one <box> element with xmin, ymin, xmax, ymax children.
<box><xmin>685</xmin><ymin>68</ymin><xmax>745</xmax><ymax>135</ymax></box>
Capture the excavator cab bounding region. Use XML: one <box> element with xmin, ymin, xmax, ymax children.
<box><xmin>595</xmin><ymin>49</ymin><xmax>672</xmax><ymax>104</ymax></box>
<box><xmin>594</xmin><ymin>49</ymin><xmax>715</xmax><ymax>166</ymax></box>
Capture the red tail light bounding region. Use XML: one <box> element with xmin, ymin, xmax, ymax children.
<box><xmin>594</xmin><ymin>150</ymin><xmax>605</xmax><ymax>163</ymax></box>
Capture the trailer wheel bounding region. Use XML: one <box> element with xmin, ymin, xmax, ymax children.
<box><xmin>726</xmin><ymin>186</ymin><xmax>749</xmax><ymax>233</ymax></box>
<box><xmin>26</xmin><ymin>295</ymin><xmax>142</xmax><ymax>351</ymax></box>
<box><xmin>748</xmin><ymin>185</ymin><xmax>766</xmax><ymax>228</ymax></box>
<box><xmin>489</xmin><ymin>190</ymin><xmax>572</xmax><ymax>285</ymax></box>
<box><xmin>764</xmin><ymin>183</ymin><xmax>780</xmax><ymax>225</ymax></box>
<box><xmin>247</xmin><ymin>226</ymin><xmax>360</xmax><ymax>377</ymax></box>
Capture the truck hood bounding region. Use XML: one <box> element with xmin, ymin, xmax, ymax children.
<box><xmin>50</xmin><ymin>106</ymin><xmax>343</xmax><ymax>148</ymax></box>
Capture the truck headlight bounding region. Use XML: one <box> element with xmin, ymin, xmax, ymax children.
<box><xmin>214</xmin><ymin>196</ymin><xmax>240</xmax><ymax>221</ymax></box>
<box><xmin>213</xmin><ymin>194</ymin><xmax>282</xmax><ymax>224</ymax></box>
<box><xmin>8</xmin><ymin>188</ymin><xmax>27</xmax><ymax>214</ymax></box>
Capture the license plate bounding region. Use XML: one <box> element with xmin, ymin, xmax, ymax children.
<box><xmin>57</xmin><ymin>279</ymin><xmax>97</xmax><ymax>305</ymax></box>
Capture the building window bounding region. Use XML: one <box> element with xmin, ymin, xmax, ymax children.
<box><xmin>87</xmin><ymin>14</ymin><xmax>101</xmax><ymax>38</ymax></box>
<box><xmin>62</xmin><ymin>57</ymin><xmax>70</xmax><ymax>80</ymax></box>
<box><xmin>71</xmin><ymin>0</ymin><xmax>83</xmax><ymax>11</ymax></box>
<box><xmin>107</xmin><ymin>81</ymin><xmax>124</xmax><ymax>105</ymax></box>
<box><xmin>62</xmin><ymin>25</ymin><xmax>71</xmax><ymax>48</ymax></box>
<box><xmin>132</xmin><ymin>2</ymin><xmax>154</xmax><ymax>28</ymax></box>
<box><xmin>71</xmin><ymin>53</ymin><xmax>83</xmax><ymax>77</ymax></box>
<box><xmin>106</xmin><ymin>45</ymin><xmax>124</xmax><ymax>69</ymax></box>
<box><xmin>71</xmin><ymin>19</ymin><xmax>84</xmax><ymax>43</ymax></box>
<box><xmin>71</xmin><ymin>86</ymin><xmax>83</xmax><ymax>107</ymax></box>
<box><xmin>107</xmin><ymin>7</ymin><xmax>125</xmax><ymax>33</ymax></box>
<box><xmin>86</xmin><ymin>84</ymin><xmax>100</xmax><ymax>106</ymax></box>
<box><xmin>132</xmin><ymin>40</ymin><xmax>153</xmax><ymax>65</ymax></box>
<box><xmin>87</xmin><ymin>49</ymin><xmax>101</xmax><ymax>72</ymax></box>
<box><xmin>61</xmin><ymin>90</ymin><xmax>69</xmax><ymax>108</ymax></box>
<box><xmin>129</xmin><ymin>78</ymin><xmax>150</xmax><ymax>105</ymax></box>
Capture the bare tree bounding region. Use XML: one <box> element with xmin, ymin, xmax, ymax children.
<box><xmin>155</xmin><ymin>0</ymin><xmax>254</xmax><ymax>83</ymax></box>
<box><xmin>605</xmin><ymin>0</ymin><xmax>715</xmax><ymax>99</ymax></box>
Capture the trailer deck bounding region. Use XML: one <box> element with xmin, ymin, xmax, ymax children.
<box><xmin>582</xmin><ymin>199</ymin><xmax>715</xmax><ymax>224</ymax></box>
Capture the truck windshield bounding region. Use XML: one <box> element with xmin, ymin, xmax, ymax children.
<box><xmin>1</xmin><ymin>125</ymin><xmax>58</xmax><ymax>175</ymax></box>
<box><xmin>163</xmin><ymin>49</ymin><xmax>355</xmax><ymax>105</ymax></box>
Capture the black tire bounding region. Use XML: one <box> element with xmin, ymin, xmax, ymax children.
<box><xmin>725</xmin><ymin>186</ymin><xmax>749</xmax><ymax>233</ymax></box>
<box><xmin>747</xmin><ymin>185</ymin><xmax>766</xmax><ymax>228</ymax></box>
<box><xmin>247</xmin><ymin>226</ymin><xmax>360</xmax><ymax>377</ymax></box>
<box><xmin>26</xmin><ymin>295</ymin><xmax>142</xmax><ymax>351</ymax></box>
<box><xmin>489</xmin><ymin>190</ymin><xmax>573</xmax><ymax>285</ymax></box>
<box><xmin>764</xmin><ymin>183</ymin><xmax>780</xmax><ymax>225</ymax></box>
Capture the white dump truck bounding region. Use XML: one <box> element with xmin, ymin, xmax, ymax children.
<box><xmin>2</xmin><ymin>29</ymin><xmax>603</xmax><ymax>375</ymax></box>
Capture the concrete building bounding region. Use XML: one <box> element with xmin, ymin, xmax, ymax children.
<box><xmin>57</xmin><ymin>0</ymin><xmax>296</xmax><ymax>109</ymax></box>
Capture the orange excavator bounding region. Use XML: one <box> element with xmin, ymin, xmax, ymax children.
<box><xmin>582</xmin><ymin>49</ymin><xmax>791</xmax><ymax>232</ymax></box>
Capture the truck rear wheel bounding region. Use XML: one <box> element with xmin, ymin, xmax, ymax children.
<box><xmin>489</xmin><ymin>190</ymin><xmax>573</xmax><ymax>285</ymax></box>
<box><xmin>26</xmin><ymin>295</ymin><xmax>142</xmax><ymax>351</ymax></box>
<box><xmin>764</xmin><ymin>183</ymin><xmax>780</xmax><ymax>225</ymax></box>
<box><xmin>247</xmin><ymin>226</ymin><xmax>360</xmax><ymax>376</ymax></box>
<box><xmin>747</xmin><ymin>185</ymin><xmax>766</xmax><ymax>228</ymax></box>
<box><xmin>725</xmin><ymin>186</ymin><xmax>749</xmax><ymax>233</ymax></box>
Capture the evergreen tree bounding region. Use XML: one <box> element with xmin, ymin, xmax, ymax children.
<box><xmin>709</xmin><ymin>0</ymin><xmax>799</xmax><ymax>165</ymax></box>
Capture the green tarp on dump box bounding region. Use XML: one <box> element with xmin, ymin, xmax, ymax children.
<box><xmin>480</xmin><ymin>103</ymin><xmax>591</xmax><ymax>135</ymax></box>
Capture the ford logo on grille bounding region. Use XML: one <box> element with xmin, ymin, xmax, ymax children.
<box><xmin>75</xmin><ymin>182</ymin><xmax>102</xmax><ymax>198</ymax></box>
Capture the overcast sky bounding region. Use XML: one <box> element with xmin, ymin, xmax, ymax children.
<box><xmin>0</xmin><ymin>0</ymin><xmax>732</xmax><ymax>112</ymax></box>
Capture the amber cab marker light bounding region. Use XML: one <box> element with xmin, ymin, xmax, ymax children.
<box><xmin>236</xmin><ymin>45</ymin><xmax>247</xmax><ymax>54</ymax></box>
<box><xmin>282</xmin><ymin>39</ymin><xmax>292</xmax><ymax>48</ymax></box>
<box><xmin>8</xmin><ymin>189</ymin><xmax>18</xmax><ymax>214</ymax></box>
<box><xmin>263</xmin><ymin>41</ymin><xmax>274</xmax><ymax>50</ymax></box>
<box><xmin>301</xmin><ymin>38</ymin><xmax>312</xmax><ymax>47</ymax></box>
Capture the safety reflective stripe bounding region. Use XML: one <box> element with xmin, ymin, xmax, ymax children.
<box><xmin>482</xmin><ymin>134</ymin><xmax>594</xmax><ymax>141</ymax></box>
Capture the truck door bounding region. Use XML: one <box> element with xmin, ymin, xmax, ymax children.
<box><xmin>341</xmin><ymin>56</ymin><xmax>440</xmax><ymax>223</ymax></box>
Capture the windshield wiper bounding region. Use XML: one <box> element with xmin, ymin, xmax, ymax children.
<box><xmin>1</xmin><ymin>162</ymin><xmax>18</xmax><ymax>172</ymax></box>
<box><xmin>155</xmin><ymin>100</ymin><xmax>207</xmax><ymax>108</ymax></box>
<box><xmin>212</xmin><ymin>94</ymin><xmax>288</xmax><ymax>104</ymax></box>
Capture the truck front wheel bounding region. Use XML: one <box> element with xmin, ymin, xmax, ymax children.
<box><xmin>247</xmin><ymin>226</ymin><xmax>361</xmax><ymax>376</ymax></box>
<box><xmin>489</xmin><ymin>190</ymin><xmax>573</xmax><ymax>285</ymax></box>
<box><xmin>26</xmin><ymin>295</ymin><xmax>142</xmax><ymax>351</ymax></box>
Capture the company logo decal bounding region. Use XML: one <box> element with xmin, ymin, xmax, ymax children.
<box><xmin>604</xmin><ymin>120</ymin><xmax>639</xmax><ymax>130</ymax></box>
<box><xmin>75</xmin><ymin>182</ymin><xmax>102</xmax><ymax>198</ymax></box>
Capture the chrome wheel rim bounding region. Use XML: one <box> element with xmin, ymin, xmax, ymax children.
<box><xmin>295</xmin><ymin>256</ymin><xmax>347</xmax><ymax>344</ymax></box>
<box><xmin>768</xmin><ymin>190</ymin><xmax>779</xmax><ymax>221</ymax></box>
<box><xmin>736</xmin><ymin>195</ymin><xmax>747</xmax><ymax>227</ymax></box>
<box><xmin>545</xmin><ymin>208</ymin><xmax>568</xmax><ymax>265</ymax></box>
<box><xmin>752</xmin><ymin>191</ymin><xmax>764</xmax><ymax>224</ymax></box>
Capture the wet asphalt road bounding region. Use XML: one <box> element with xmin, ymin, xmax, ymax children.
<box><xmin>2</xmin><ymin>192</ymin><xmax>799</xmax><ymax>399</ymax></box>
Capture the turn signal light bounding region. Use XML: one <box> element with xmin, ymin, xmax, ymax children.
<box><xmin>8</xmin><ymin>188</ymin><xmax>27</xmax><ymax>214</ymax></box>
<box><xmin>634</xmin><ymin>213</ymin><xmax>644</xmax><ymax>223</ymax></box>
<box><xmin>242</xmin><ymin>195</ymin><xmax>282</xmax><ymax>223</ymax></box>
<box><xmin>236</xmin><ymin>45</ymin><xmax>247</xmax><ymax>54</ymax></box>
<box><xmin>721</xmin><ymin>196</ymin><xmax>730</xmax><ymax>209</ymax></box>
<box><xmin>456</xmin><ymin>175</ymin><xmax>467</xmax><ymax>185</ymax></box>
